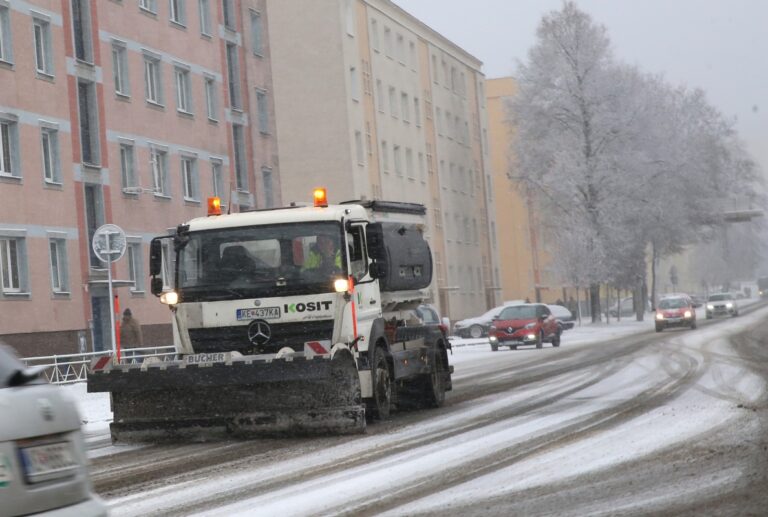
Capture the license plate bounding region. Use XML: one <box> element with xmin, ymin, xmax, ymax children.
<box><xmin>237</xmin><ymin>306</ymin><xmax>280</xmax><ymax>321</ymax></box>
<box><xmin>19</xmin><ymin>442</ymin><xmax>78</xmax><ymax>483</ymax></box>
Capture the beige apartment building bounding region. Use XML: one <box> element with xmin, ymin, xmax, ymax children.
<box><xmin>486</xmin><ymin>77</ymin><xmax>567</xmax><ymax>305</ymax></box>
<box><xmin>0</xmin><ymin>0</ymin><xmax>279</xmax><ymax>356</ymax></box>
<box><xmin>266</xmin><ymin>0</ymin><xmax>501</xmax><ymax>321</ymax></box>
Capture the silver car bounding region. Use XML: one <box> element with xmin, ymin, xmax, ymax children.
<box><xmin>0</xmin><ymin>345</ymin><xmax>107</xmax><ymax>516</ymax></box>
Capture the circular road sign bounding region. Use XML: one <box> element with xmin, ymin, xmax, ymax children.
<box><xmin>92</xmin><ymin>224</ymin><xmax>127</xmax><ymax>263</ymax></box>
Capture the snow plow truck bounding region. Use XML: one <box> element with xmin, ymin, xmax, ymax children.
<box><xmin>88</xmin><ymin>190</ymin><xmax>452</xmax><ymax>442</ymax></box>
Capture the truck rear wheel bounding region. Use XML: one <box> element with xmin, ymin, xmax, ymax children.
<box><xmin>367</xmin><ymin>346</ymin><xmax>392</xmax><ymax>421</ymax></box>
<box><xmin>423</xmin><ymin>349</ymin><xmax>447</xmax><ymax>408</ymax></box>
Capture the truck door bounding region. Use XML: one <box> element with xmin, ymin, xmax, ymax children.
<box><xmin>346</xmin><ymin>224</ymin><xmax>380</xmax><ymax>337</ymax></box>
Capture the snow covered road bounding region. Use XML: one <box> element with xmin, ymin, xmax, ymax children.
<box><xmin>66</xmin><ymin>304</ymin><xmax>768</xmax><ymax>515</ymax></box>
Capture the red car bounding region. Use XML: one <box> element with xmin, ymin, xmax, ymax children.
<box><xmin>655</xmin><ymin>295</ymin><xmax>697</xmax><ymax>331</ymax></box>
<box><xmin>488</xmin><ymin>303</ymin><xmax>561</xmax><ymax>351</ymax></box>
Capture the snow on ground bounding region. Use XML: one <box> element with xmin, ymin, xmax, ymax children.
<box><xmin>55</xmin><ymin>297</ymin><xmax>765</xmax><ymax>515</ymax></box>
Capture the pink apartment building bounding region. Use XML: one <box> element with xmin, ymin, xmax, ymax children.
<box><xmin>0</xmin><ymin>0</ymin><xmax>279</xmax><ymax>356</ymax></box>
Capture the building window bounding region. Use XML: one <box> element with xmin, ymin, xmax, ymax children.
<box><xmin>169</xmin><ymin>0</ymin><xmax>186</xmax><ymax>25</ymax></box>
<box><xmin>344</xmin><ymin>0</ymin><xmax>355</xmax><ymax>36</ymax></box>
<box><xmin>33</xmin><ymin>18</ymin><xmax>53</xmax><ymax>76</ymax></box>
<box><xmin>370</xmin><ymin>19</ymin><xmax>379</xmax><ymax>51</ymax></box>
<box><xmin>401</xmin><ymin>92</ymin><xmax>409</xmax><ymax>122</ymax></box>
<box><xmin>388</xmin><ymin>86</ymin><xmax>397</xmax><ymax>118</ymax></box>
<box><xmin>223</xmin><ymin>0</ymin><xmax>236</xmax><ymax>30</ymax></box>
<box><xmin>150</xmin><ymin>147</ymin><xmax>169</xmax><ymax>196</ymax></box>
<box><xmin>405</xmin><ymin>148</ymin><xmax>413</xmax><ymax>179</ymax></box>
<box><xmin>418</xmin><ymin>152</ymin><xmax>425</xmax><ymax>182</ymax></box>
<box><xmin>77</xmin><ymin>80</ymin><xmax>100</xmax><ymax>165</ymax></box>
<box><xmin>376</xmin><ymin>79</ymin><xmax>384</xmax><ymax>112</ymax></box>
<box><xmin>226</xmin><ymin>43</ymin><xmax>242</xmax><ymax>110</ymax></box>
<box><xmin>204</xmin><ymin>76</ymin><xmax>217</xmax><ymax>120</ymax></box>
<box><xmin>262</xmin><ymin>166</ymin><xmax>274</xmax><ymax>208</ymax></box>
<box><xmin>354</xmin><ymin>130</ymin><xmax>364</xmax><ymax>166</ymax></box>
<box><xmin>381</xmin><ymin>141</ymin><xmax>388</xmax><ymax>173</ymax></box>
<box><xmin>181</xmin><ymin>156</ymin><xmax>198</xmax><ymax>201</ymax></box>
<box><xmin>119</xmin><ymin>143</ymin><xmax>137</xmax><ymax>191</ymax></box>
<box><xmin>393</xmin><ymin>144</ymin><xmax>402</xmax><ymax>176</ymax></box>
<box><xmin>435</xmin><ymin>107</ymin><xmax>442</xmax><ymax>135</ymax></box>
<box><xmin>396</xmin><ymin>33</ymin><xmax>404</xmax><ymax>63</ymax></box>
<box><xmin>140</xmin><ymin>0</ymin><xmax>157</xmax><ymax>14</ymax></box>
<box><xmin>41</xmin><ymin>128</ymin><xmax>61</xmax><ymax>184</ymax></box>
<box><xmin>0</xmin><ymin>6</ymin><xmax>12</xmax><ymax>63</ymax></box>
<box><xmin>175</xmin><ymin>66</ymin><xmax>193</xmax><ymax>113</ymax></box>
<box><xmin>111</xmin><ymin>42</ymin><xmax>129</xmax><ymax>96</ymax></box>
<box><xmin>212</xmin><ymin>160</ymin><xmax>224</xmax><ymax>199</ymax></box>
<box><xmin>0</xmin><ymin>237</ymin><xmax>25</xmax><ymax>294</ymax></box>
<box><xmin>49</xmin><ymin>238</ymin><xmax>68</xmax><ymax>293</ymax></box>
<box><xmin>127</xmin><ymin>242</ymin><xmax>144</xmax><ymax>292</ymax></box>
<box><xmin>431</xmin><ymin>55</ymin><xmax>438</xmax><ymax>84</ymax></box>
<box><xmin>71</xmin><ymin>0</ymin><xmax>93</xmax><ymax>63</ymax></box>
<box><xmin>0</xmin><ymin>120</ymin><xmax>19</xmax><ymax>177</ymax></box>
<box><xmin>409</xmin><ymin>41</ymin><xmax>416</xmax><ymax>69</ymax></box>
<box><xmin>365</xmin><ymin>122</ymin><xmax>372</xmax><ymax>156</ymax></box>
<box><xmin>383</xmin><ymin>26</ymin><xmax>392</xmax><ymax>57</ymax></box>
<box><xmin>198</xmin><ymin>0</ymin><xmax>211</xmax><ymax>35</ymax></box>
<box><xmin>256</xmin><ymin>89</ymin><xmax>269</xmax><ymax>133</ymax></box>
<box><xmin>143</xmin><ymin>54</ymin><xmax>163</xmax><ymax>105</ymax></box>
<box><xmin>250</xmin><ymin>11</ymin><xmax>263</xmax><ymax>55</ymax></box>
<box><xmin>232</xmin><ymin>124</ymin><xmax>247</xmax><ymax>190</ymax></box>
<box><xmin>350</xmin><ymin>66</ymin><xmax>359</xmax><ymax>101</ymax></box>
<box><xmin>414</xmin><ymin>97</ymin><xmax>421</xmax><ymax>127</ymax></box>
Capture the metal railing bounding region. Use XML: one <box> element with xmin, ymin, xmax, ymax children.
<box><xmin>21</xmin><ymin>346</ymin><xmax>178</xmax><ymax>385</ymax></box>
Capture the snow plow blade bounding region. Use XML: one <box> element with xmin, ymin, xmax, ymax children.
<box><xmin>87</xmin><ymin>355</ymin><xmax>365</xmax><ymax>443</ymax></box>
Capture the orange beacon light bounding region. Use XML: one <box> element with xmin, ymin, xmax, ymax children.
<box><xmin>313</xmin><ymin>188</ymin><xmax>328</xmax><ymax>207</ymax></box>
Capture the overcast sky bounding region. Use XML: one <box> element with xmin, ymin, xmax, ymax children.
<box><xmin>394</xmin><ymin>0</ymin><xmax>768</xmax><ymax>176</ymax></box>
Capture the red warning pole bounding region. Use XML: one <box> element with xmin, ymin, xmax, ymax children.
<box><xmin>114</xmin><ymin>294</ymin><xmax>121</xmax><ymax>362</ymax></box>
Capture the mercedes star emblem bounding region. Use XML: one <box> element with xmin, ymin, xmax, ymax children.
<box><xmin>248</xmin><ymin>319</ymin><xmax>272</xmax><ymax>346</ymax></box>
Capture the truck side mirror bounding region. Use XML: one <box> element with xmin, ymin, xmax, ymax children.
<box><xmin>149</xmin><ymin>238</ymin><xmax>163</xmax><ymax>276</ymax></box>
<box><xmin>368</xmin><ymin>262</ymin><xmax>381</xmax><ymax>280</ymax></box>
<box><xmin>150</xmin><ymin>277</ymin><xmax>164</xmax><ymax>296</ymax></box>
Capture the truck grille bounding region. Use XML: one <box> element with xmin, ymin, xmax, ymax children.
<box><xmin>188</xmin><ymin>320</ymin><xmax>335</xmax><ymax>355</ymax></box>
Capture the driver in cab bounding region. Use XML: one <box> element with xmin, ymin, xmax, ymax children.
<box><xmin>303</xmin><ymin>235</ymin><xmax>342</xmax><ymax>273</ymax></box>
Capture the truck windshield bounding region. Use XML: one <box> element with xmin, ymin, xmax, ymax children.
<box><xmin>177</xmin><ymin>222</ymin><xmax>345</xmax><ymax>301</ymax></box>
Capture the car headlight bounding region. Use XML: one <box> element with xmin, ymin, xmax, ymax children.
<box><xmin>725</xmin><ymin>302</ymin><xmax>733</xmax><ymax>308</ymax></box>
<box><xmin>655</xmin><ymin>313</ymin><xmax>664</xmax><ymax>320</ymax></box>
<box><xmin>524</xmin><ymin>322</ymin><xmax>536</xmax><ymax>329</ymax></box>
<box><xmin>526</xmin><ymin>333</ymin><xmax>536</xmax><ymax>340</ymax></box>
<box><xmin>706</xmin><ymin>304</ymin><xmax>714</xmax><ymax>310</ymax></box>
<box><xmin>489</xmin><ymin>336</ymin><xmax>498</xmax><ymax>342</ymax></box>
<box><xmin>684</xmin><ymin>310</ymin><xmax>692</xmax><ymax>318</ymax></box>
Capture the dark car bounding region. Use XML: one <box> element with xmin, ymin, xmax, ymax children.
<box><xmin>453</xmin><ymin>303</ymin><xmax>515</xmax><ymax>338</ymax></box>
<box><xmin>0</xmin><ymin>345</ymin><xmax>107</xmax><ymax>516</ymax></box>
<box><xmin>416</xmin><ymin>304</ymin><xmax>450</xmax><ymax>340</ymax></box>
<box><xmin>547</xmin><ymin>304</ymin><xmax>575</xmax><ymax>332</ymax></box>
<box><xmin>488</xmin><ymin>303</ymin><xmax>561</xmax><ymax>351</ymax></box>
<box><xmin>655</xmin><ymin>295</ymin><xmax>697</xmax><ymax>331</ymax></box>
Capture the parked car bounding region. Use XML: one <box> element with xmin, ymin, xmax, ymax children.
<box><xmin>655</xmin><ymin>295</ymin><xmax>697</xmax><ymax>331</ymax></box>
<box><xmin>0</xmin><ymin>345</ymin><xmax>107</xmax><ymax>516</ymax></box>
<box><xmin>547</xmin><ymin>304</ymin><xmax>575</xmax><ymax>331</ymax></box>
<box><xmin>416</xmin><ymin>304</ymin><xmax>450</xmax><ymax>340</ymax></box>
<box><xmin>706</xmin><ymin>293</ymin><xmax>739</xmax><ymax>318</ymax></box>
<box><xmin>488</xmin><ymin>303</ymin><xmax>561</xmax><ymax>351</ymax></box>
<box><xmin>453</xmin><ymin>301</ymin><xmax>521</xmax><ymax>338</ymax></box>
<box><xmin>608</xmin><ymin>296</ymin><xmax>651</xmax><ymax>317</ymax></box>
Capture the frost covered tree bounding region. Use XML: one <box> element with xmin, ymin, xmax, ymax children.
<box><xmin>509</xmin><ymin>2</ymin><xmax>763</xmax><ymax>320</ymax></box>
<box><xmin>509</xmin><ymin>2</ymin><xmax>645</xmax><ymax>321</ymax></box>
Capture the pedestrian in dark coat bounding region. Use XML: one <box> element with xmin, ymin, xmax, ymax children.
<box><xmin>120</xmin><ymin>308</ymin><xmax>143</xmax><ymax>348</ymax></box>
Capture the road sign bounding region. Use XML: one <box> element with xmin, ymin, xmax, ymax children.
<box><xmin>92</xmin><ymin>224</ymin><xmax>126</xmax><ymax>263</ymax></box>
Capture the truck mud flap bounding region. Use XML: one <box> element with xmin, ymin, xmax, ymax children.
<box><xmin>88</xmin><ymin>357</ymin><xmax>365</xmax><ymax>442</ymax></box>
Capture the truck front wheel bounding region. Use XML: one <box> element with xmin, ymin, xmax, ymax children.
<box><xmin>367</xmin><ymin>346</ymin><xmax>392</xmax><ymax>421</ymax></box>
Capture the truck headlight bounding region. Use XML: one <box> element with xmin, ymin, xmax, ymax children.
<box><xmin>684</xmin><ymin>310</ymin><xmax>692</xmax><ymax>318</ymax></box>
<box><xmin>655</xmin><ymin>313</ymin><xmax>664</xmax><ymax>320</ymax></box>
<box><xmin>334</xmin><ymin>278</ymin><xmax>350</xmax><ymax>293</ymax></box>
<box><xmin>160</xmin><ymin>291</ymin><xmax>179</xmax><ymax>305</ymax></box>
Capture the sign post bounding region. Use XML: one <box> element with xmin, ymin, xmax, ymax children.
<box><xmin>92</xmin><ymin>224</ymin><xmax>127</xmax><ymax>359</ymax></box>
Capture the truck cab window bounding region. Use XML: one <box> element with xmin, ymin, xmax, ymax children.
<box><xmin>347</xmin><ymin>226</ymin><xmax>368</xmax><ymax>281</ymax></box>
